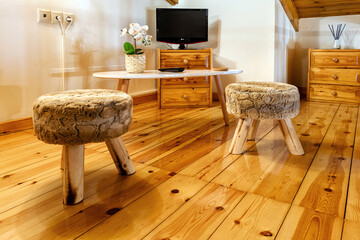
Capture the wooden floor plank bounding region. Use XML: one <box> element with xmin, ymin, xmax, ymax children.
<box><xmin>132</xmin><ymin>118</ymin><xmax>226</xmax><ymax>165</ymax></box>
<box><xmin>342</xmin><ymin>220</ymin><xmax>360</xmax><ymax>240</ymax></box>
<box><xmin>0</xmin><ymin>129</ymin><xmax>35</xmax><ymax>150</ymax></box>
<box><xmin>179</xmin><ymin>120</ymin><xmax>277</xmax><ymax>182</ymax></box>
<box><xmin>0</xmin><ymin>165</ymin><xmax>170</xmax><ymax>239</ymax></box>
<box><xmin>144</xmin><ymin>183</ymin><xmax>245</xmax><ymax>240</ymax></box>
<box><xmin>211</xmin><ymin>127</ymin><xmax>287</xmax><ymax>192</ymax></box>
<box><xmin>2</xmin><ymin>100</ymin><xmax>360</xmax><ymax>240</ymax></box>
<box><xmin>293</xmin><ymin>105</ymin><xmax>358</xmax><ymax>217</ymax></box>
<box><xmin>91</xmin><ymin>106</ymin><xmax>226</xmax><ymax>157</ymax></box>
<box><xmin>129</xmin><ymin>110</ymin><xmax>227</xmax><ymax>165</ymax></box>
<box><xmin>0</xmin><ymin>150</ymin><xmax>145</xmax><ymax>214</ymax></box>
<box><xmin>345</xmin><ymin>105</ymin><xmax>360</xmax><ymax>222</ymax></box>
<box><xmin>213</xmin><ymin>102</ymin><xmax>339</xmax><ymax>201</ymax></box>
<box><xmin>0</xmin><ymin>141</ymin><xmax>62</xmax><ymax>175</ymax></box>
<box><xmin>77</xmin><ymin>174</ymin><xmax>208</xmax><ymax>240</ymax></box>
<box><xmin>150</xmin><ymin>119</ymin><xmax>238</xmax><ymax>173</ymax></box>
<box><xmin>124</xmin><ymin>106</ymin><xmax>219</xmax><ymax>143</ymax></box>
<box><xmin>276</xmin><ymin>205</ymin><xmax>343</xmax><ymax>240</ymax></box>
<box><xmin>209</xmin><ymin>193</ymin><xmax>289</xmax><ymax>240</ymax></box>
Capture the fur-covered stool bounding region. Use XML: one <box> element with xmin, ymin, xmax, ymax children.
<box><xmin>226</xmin><ymin>81</ymin><xmax>304</xmax><ymax>155</ymax></box>
<box><xmin>33</xmin><ymin>89</ymin><xmax>134</xmax><ymax>205</ymax></box>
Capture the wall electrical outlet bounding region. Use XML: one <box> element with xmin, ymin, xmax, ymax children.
<box><xmin>51</xmin><ymin>11</ymin><xmax>63</xmax><ymax>24</ymax></box>
<box><xmin>37</xmin><ymin>8</ymin><xmax>51</xmax><ymax>23</ymax></box>
<box><xmin>63</xmin><ymin>13</ymin><xmax>74</xmax><ymax>24</ymax></box>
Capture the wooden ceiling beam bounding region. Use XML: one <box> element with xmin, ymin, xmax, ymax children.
<box><xmin>279</xmin><ymin>0</ymin><xmax>300</xmax><ymax>31</ymax></box>
<box><xmin>166</xmin><ymin>0</ymin><xmax>178</xmax><ymax>5</ymax></box>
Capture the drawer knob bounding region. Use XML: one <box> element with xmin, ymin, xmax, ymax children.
<box><xmin>357</xmin><ymin>74</ymin><xmax>360</xmax><ymax>83</ymax></box>
<box><xmin>332</xmin><ymin>74</ymin><xmax>338</xmax><ymax>80</ymax></box>
<box><xmin>333</xmin><ymin>58</ymin><xmax>339</xmax><ymax>63</ymax></box>
<box><xmin>183</xmin><ymin>77</ymin><xmax>189</xmax><ymax>81</ymax></box>
<box><xmin>183</xmin><ymin>59</ymin><xmax>189</xmax><ymax>64</ymax></box>
<box><xmin>183</xmin><ymin>95</ymin><xmax>189</xmax><ymax>100</ymax></box>
<box><xmin>331</xmin><ymin>91</ymin><xmax>338</xmax><ymax>97</ymax></box>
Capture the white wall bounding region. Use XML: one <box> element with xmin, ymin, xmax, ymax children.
<box><xmin>0</xmin><ymin>0</ymin><xmax>283</xmax><ymax>122</ymax></box>
<box><xmin>0</xmin><ymin>0</ymin><xmax>168</xmax><ymax>122</ymax></box>
<box><xmin>275</xmin><ymin>0</ymin><xmax>296</xmax><ymax>84</ymax></box>
<box><xmin>176</xmin><ymin>0</ymin><xmax>276</xmax><ymax>89</ymax></box>
<box><xmin>293</xmin><ymin>15</ymin><xmax>360</xmax><ymax>88</ymax></box>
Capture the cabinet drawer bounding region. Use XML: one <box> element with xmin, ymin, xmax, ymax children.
<box><xmin>311</xmin><ymin>52</ymin><xmax>360</xmax><ymax>68</ymax></box>
<box><xmin>159</xmin><ymin>53</ymin><xmax>210</xmax><ymax>69</ymax></box>
<box><xmin>161</xmin><ymin>76</ymin><xmax>209</xmax><ymax>88</ymax></box>
<box><xmin>309</xmin><ymin>84</ymin><xmax>360</xmax><ymax>103</ymax></box>
<box><xmin>161</xmin><ymin>88</ymin><xmax>210</xmax><ymax>107</ymax></box>
<box><xmin>310</xmin><ymin>68</ymin><xmax>360</xmax><ymax>86</ymax></box>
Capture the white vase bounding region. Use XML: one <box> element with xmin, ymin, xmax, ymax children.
<box><xmin>333</xmin><ymin>39</ymin><xmax>341</xmax><ymax>49</ymax></box>
<box><xmin>125</xmin><ymin>54</ymin><xmax>146</xmax><ymax>73</ymax></box>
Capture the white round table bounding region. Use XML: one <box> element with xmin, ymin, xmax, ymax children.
<box><xmin>93</xmin><ymin>69</ymin><xmax>243</xmax><ymax>125</ymax></box>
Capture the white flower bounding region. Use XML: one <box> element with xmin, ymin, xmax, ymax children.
<box><xmin>129</xmin><ymin>23</ymin><xmax>140</xmax><ymax>29</ymax></box>
<box><xmin>121</xmin><ymin>28</ymin><xmax>127</xmax><ymax>36</ymax></box>
<box><xmin>134</xmin><ymin>33</ymin><xmax>144</xmax><ymax>41</ymax></box>
<box><xmin>145</xmin><ymin>35</ymin><xmax>152</xmax><ymax>41</ymax></box>
<box><xmin>128</xmin><ymin>27</ymin><xmax>138</xmax><ymax>36</ymax></box>
<box><xmin>140</xmin><ymin>25</ymin><xmax>149</xmax><ymax>34</ymax></box>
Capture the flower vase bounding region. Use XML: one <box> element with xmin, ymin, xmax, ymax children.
<box><xmin>333</xmin><ymin>39</ymin><xmax>341</xmax><ymax>49</ymax></box>
<box><xmin>125</xmin><ymin>54</ymin><xmax>146</xmax><ymax>73</ymax></box>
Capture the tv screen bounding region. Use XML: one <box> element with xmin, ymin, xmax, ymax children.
<box><xmin>156</xmin><ymin>8</ymin><xmax>208</xmax><ymax>48</ymax></box>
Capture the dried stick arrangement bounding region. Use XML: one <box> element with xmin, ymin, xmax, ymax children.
<box><xmin>328</xmin><ymin>24</ymin><xmax>346</xmax><ymax>40</ymax></box>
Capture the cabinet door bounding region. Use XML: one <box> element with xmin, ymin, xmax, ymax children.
<box><xmin>161</xmin><ymin>76</ymin><xmax>209</xmax><ymax>88</ymax></box>
<box><xmin>309</xmin><ymin>84</ymin><xmax>360</xmax><ymax>103</ymax></box>
<box><xmin>159</xmin><ymin>52</ymin><xmax>211</xmax><ymax>69</ymax></box>
<box><xmin>161</xmin><ymin>88</ymin><xmax>210</xmax><ymax>107</ymax></box>
<box><xmin>311</xmin><ymin>52</ymin><xmax>360</xmax><ymax>68</ymax></box>
<box><xmin>309</xmin><ymin>68</ymin><xmax>360</xmax><ymax>86</ymax></box>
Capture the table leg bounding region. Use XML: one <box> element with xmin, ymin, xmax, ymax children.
<box><xmin>117</xmin><ymin>79</ymin><xmax>130</xmax><ymax>93</ymax></box>
<box><xmin>214</xmin><ymin>75</ymin><xmax>230</xmax><ymax>125</ymax></box>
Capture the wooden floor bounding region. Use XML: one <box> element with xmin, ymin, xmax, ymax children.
<box><xmin>1</xmin><ymin>100</ymin><xmax>360</xmax><ymax>239</ymax></box>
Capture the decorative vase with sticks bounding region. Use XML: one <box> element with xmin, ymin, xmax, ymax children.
<box><xmin>328</xmin><ymin>24</ymin><xmax>346</xmax><ymax>49</ymax></box>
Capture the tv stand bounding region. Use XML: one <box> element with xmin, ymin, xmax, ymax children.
<box><xmin>157</xmin><ymin>48</ymin><xmax>213</xmax><ymax>108</ymax></box>
<box><xmin>179</xmin><ymin>44</ymin><xmax>186</xmax><ymax>50</ymax></box>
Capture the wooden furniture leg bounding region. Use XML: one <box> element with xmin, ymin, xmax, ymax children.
<box><xmin>248</xmin><ymin>119</ymin><xmax>260</xmax><ymax>141</ymax></box>
<box><xmin>117</xmin><ymin>78</ymin><xmax>130</xmax><ymax>93</ymax></box>
<box><xmin>105</xmin><ymin>136</ymin><xmax>136</xmax><ymax>175</ymax></box>
<box><xmin>61</xmin><ymin>147</ymin><xmax>65</xmax><ymax>170</ymax></box>
<box><xmin>229</xmin><ymin>119</ymin><xmax>243</xmax><ymax>153</ymax></box>
<box><xmin>231</xmin><ymin>118</ymin><xmax>253</xmax><ymax>154</ymax></box>
<box><xmin>62</xmin><ymin>145</ymin><xmax>84</xmax><ymax>205</ymax></box>
<box><xmin>278</xmin><ymin>119</ymin><xmax>305</xmax><ymax>155</ymax></box>
<box><xmin>214</xmin><ymin>75</ymin><xmax>230</xmax><ymax>125</ymax></box>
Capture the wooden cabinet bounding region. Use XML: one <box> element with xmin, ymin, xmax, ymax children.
<box><xmin>307</xmin><ymin>49</ymin><xmax>360</xmax><ymax>103</ymax></box>
<box><xmin>157</xmin><ymin>49</ymin><xmax>213</xmax><ymax>108</ymax></box>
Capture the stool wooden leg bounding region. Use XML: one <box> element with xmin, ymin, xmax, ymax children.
<box><xmin>248</xmin><ymin>119</ymin><xmax>260</xmax><ymax>141</ymax></box>
<box><xmin>61</xmin><ymin>147</ymin><xmax>65</xmax><ymax>170</ymax></box>
<box><xmin>230</xmin><ymin>118</ymin><xmax>253</xmax><ymax>154</ymax></box>
<box><xmin>278</xmin><ymin>119</ymin><xmax>305</xmax><ymax>155</ymax></box>
<box><xmin>105</xmin><ymin>136</ymin><xmax>136</xmax><ymax>175</ymax></box>
<box><xmin>229</xmin><ymin>119</ymin><xmax>243</xmax><ymax>153</ymax></box>
<box><xmin>62</xmin><ymin>145</ymin><xmax>84</xmax><ymax>205</ymax></box>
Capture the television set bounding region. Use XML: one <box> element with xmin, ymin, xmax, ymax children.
<box><xmin>156</xmin><ymin>8</ymin><xmax>208</xmax><ymax>49</ymax></box>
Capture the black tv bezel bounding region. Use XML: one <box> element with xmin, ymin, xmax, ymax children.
<box><xmin>156</xmin><ymin>8</ymin><xmax>208</xmax><ymax>45</ymax></box>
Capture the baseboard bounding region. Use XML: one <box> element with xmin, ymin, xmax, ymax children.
<box><xmin>133</xmin><ymin>92</ymin><xmax>157</xmax><ymax>105</ymax></box>
<box><xmin>212</xmin><ymin>92</ymin><xmax>219</xmax><ymax>101</ymax></box>
<box><xmin>0</xmin><ymin>117</ymin><xmax>33</xmax><ymax>135</ymax></box>
<box><xmin>298</xmin><ymin>87</ymin><xmax>307</xmax><ymax>99</ymax></box>
<box><xmin>0</xmin><ymin>92</ymin><xmax>158</xmax><ymax>135</ymax></box>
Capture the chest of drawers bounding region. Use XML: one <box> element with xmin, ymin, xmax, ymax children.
<box><xmin>157</xmin><ymin>48</ymin><xmax>213</xmax><ymax>108</ymax></box>
<box><xmin>307</xmin><ymin>49</ymin><xmax>360</xmax><ymax>103</ymax></box>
